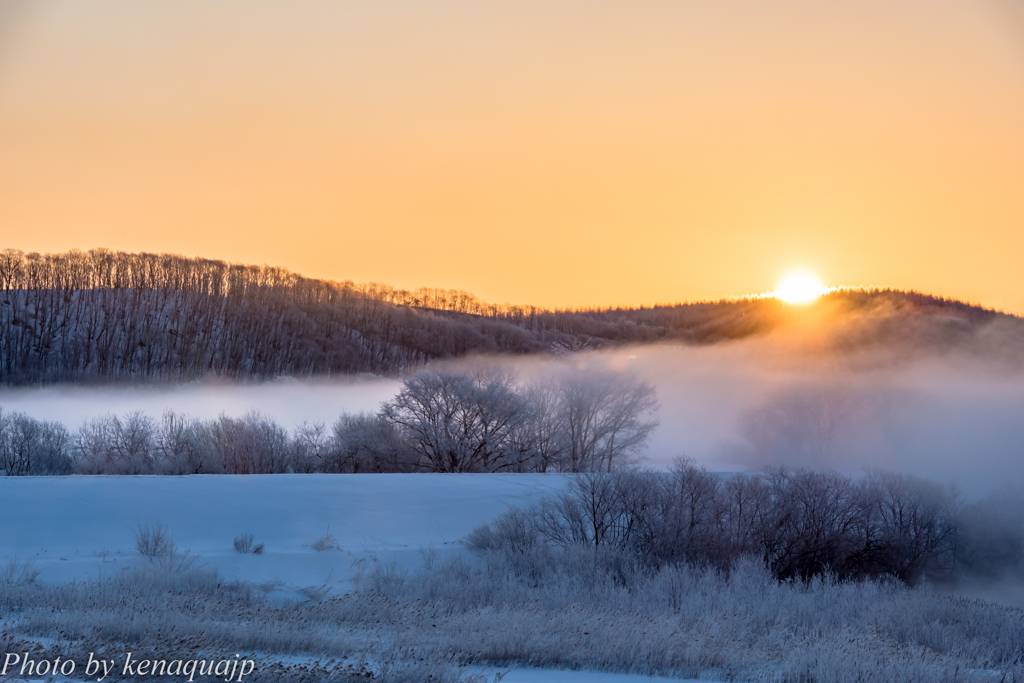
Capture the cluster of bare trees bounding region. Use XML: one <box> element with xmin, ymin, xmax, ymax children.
<box><xmin>0</xmin><ymin>368</ymin><xmax>658</xmax><ymax>475</ymax></box>
<box><xmin>382</xmin><ymin>368</ymin><xmax>658</xmax><ymax>473</ymax></box>
<box><xmin>734</xmin><ymin>385</ymin><xmax>861</xmax><ymax>468</ymax></box>
<box><xmin>467</xmin><ymin>460</ymin><xmax>1016</xmax><ymax>585</ymax></box>
<box><xmin>4</xmin><ymin>247</ymin><xmax>1004</xmax><ymax>386</ymax></box>
<box><xmin>0</xmin><ymin>248</ymin><xmax>543</xmax><ymax>385</ymax></box>
<box><xmin>0</xmin><ymin>247</ymin><xmax>780</xmax><ymax>386</ymax></box>
<box><xmin>0</xmin><ymin>409</ymin><xmax>73</xmax><ymax>476</ymax></box>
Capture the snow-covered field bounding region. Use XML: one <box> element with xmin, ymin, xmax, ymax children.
<box><xmin>0</xmin><ymin>473</ymin><xmax>565</xmax><ymax>592</ymax></box>
<box><xmin>4</xmin><ymin>473</ymin><xmax>1024</xmax><ymax>682</ymax></box>
<box><xmin>1</xmin><ymin>473</ymin><xmax>719</xmax><ymax>682</ymax></box>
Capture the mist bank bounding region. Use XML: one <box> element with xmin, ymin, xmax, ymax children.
<box><xmin>0</xmin><ymin>376</ymin><xmax>401</xmax><ymax>429</ymax></box>
<box><xmin>450</xmin><ymin>334</ymin><xmax>1024</xmax><ymax>496</ymax></box>
<box><xmin>2</xmin><ymin>327</ymin><xmax>1023</xmax><ymax>493</ymax></box>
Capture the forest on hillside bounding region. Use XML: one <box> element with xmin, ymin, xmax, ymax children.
<box><xmin>0</xmin><ymin>248</ymin><xmax>1016</xmax><ymax>385</ymax></box>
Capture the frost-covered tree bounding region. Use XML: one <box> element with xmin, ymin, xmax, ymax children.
<box><xmin>556</xmin><ymin>370</ymin><xmax>659</xmax><ymax>472</ymax></box>
<box><xmin>155</xmin><ymin>411</ymin><xmax>219</xmax><ymax>475</ymax></box>
<box><xmin>208</xmin><ymin>411</ymin><xmax>290</xmax><ymax>474</ymax></box>
<box><xmin>383</xmin><ymin>369</ymin><xmax>528</xmax><ymax>472</ymax></box>
<box><xmin>0</xmin><ymin>409</ymin><xmax>72</xmax><ymax>476</ymax></box>
<box><xmin>291</xmin><ymin>421</ymin><xmax>330</xmax><ymax>473</ymax></box>
<box><xmin>329</xmin><ymin>413</ymin><xmax>416</xmax><ymax>473</ymax></box>
<box><xmin>74</xmin><ymin>411</ymin><xmax>157</xmax><ymax>475</ymax></box>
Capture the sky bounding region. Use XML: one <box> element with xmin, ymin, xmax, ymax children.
<box><xmin>1</xmin><ymin>0</ymin><xmax>1023</xmax><ymax>312</ymax></box>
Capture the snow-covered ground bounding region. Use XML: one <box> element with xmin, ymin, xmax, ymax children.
<box><xmin>468</xmin><ymin>668</ymin><xmax>698</xmax><ymax>683</ymax></box>
<box><xmin>2</xmin><ymin>473</ymin><xmax>723</xmax><ymax>682</ymax></box>
<box><xmin>0</xmin><ymin>473</ymin><xmax>566</xmax><ymax>592</ymax></box>
<box><xmin>5</xmin><ymin>474</ymin><xmax>1022</xmax><ymax>682</ymax></box>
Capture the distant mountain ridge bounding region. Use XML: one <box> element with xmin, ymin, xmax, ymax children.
<box><xmin>0</xmin><ymin>248</ymin><xmax>1020</xmax><ymax>385</ymax></box>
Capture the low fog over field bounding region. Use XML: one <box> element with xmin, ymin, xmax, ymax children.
<box><xmin>0</xmin><ymin>376</ymin><xmax>401</xmax><ymax>434</ymax></box>
<box><xmin>3</xmin><ymin>331</ymin><xmax>1022</xmax><ymax>495</ymax></box>
<box><xmin>600</xmin><ymin>339</ymin><xmax>1024</xmax><ymax>496</ymax></box>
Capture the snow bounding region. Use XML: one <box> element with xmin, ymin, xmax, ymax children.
<box><xmin>1</xmin><ymin>473</ymin><xmax>722</xmax><ymax>682</ymax></box>
<box><xmin>14</xmin><ymin>671</ymin><xmax>703</xmax><ymax>683</ymax></box>
<box><xmin>468</xmin><ymin>667</ymin><xmax>702</xmax><ymax>683</ymax></box>
<box><xmin>0</xmin><ymin>473</ymin><xmax>567</xmax><ymax>592</ymax></box>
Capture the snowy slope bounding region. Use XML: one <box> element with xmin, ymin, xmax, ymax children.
<box><xmin>0</xmin><ymin>473</ymin><xmax>567</xmax><ymax>592</ymax></box>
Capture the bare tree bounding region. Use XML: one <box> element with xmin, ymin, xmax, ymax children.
<box><xmin>0</xmin><ymin>248</ymin><xmax>23</xmax><ymax>291</ymax></box>
<box><xmin>155</xmin><ymin>411</ymin><xmax>219</xmax><ymax>475</ymax></box>
<box><xmin>510</xmin><ymin>379</ymin><xmax>568</xmax><ymax>473</ymax></box>
<box><xmin>534</xmin><ymin>471</ymin><xmax>659</xmax><ymax>551</ymax></box>
<box><xmin>292</xmin><ymin>421</ymin><xmax>330</xmax><ymax>473</ymax></box>
<box><xmin>556</xmin><ymin>369</ymin><xmax>659</xmax><ymax>472</ymax></box>
<box><xmin>73</xmin><ymin>412</ymin><xmax>156</xmax><ymax>474</ymax></box>
<box><xmin>329</xmin><ymin>412</ymin><xmax>416</xmax><ymax>473</ymax></box>
<box><xmin>650</xmin><ymin>457</ymin><xmax>722</xmax><ymax>565</ymax></box>
<box><xmin>0</xmin><ymin>409</ymin><xmax>72</xmax><ymax>476</ymax></box>
<box><xmin>862</xmin><ymin>471</ymin><xmax>959</xmax><ymax>583</ymax></box>
<box><xmin>738</xmin><ymin>385</ymin><xmax>857</xmax><ymax>467</ymax></box>
<box><xmin>208</xmin><ymin>411</ymin><xmax>290</xmax><ymax>474</ymax></box>
<box><xmin>382</xmin><ymin>369</ymin><xmax>528</xmax><ymax>472</ymax></box>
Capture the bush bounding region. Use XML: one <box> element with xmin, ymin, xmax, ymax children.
<box><xmin>463</xmin><ymin>507</ymin><xmax>537</xmax><ymax>555</ymax></box>
<box><xmin>311</xmin><ymin>526</ymin><xmax>339</xmax><ymax>552</ymax></box>
<box><xmin>135</xmin><ymin>522</ymin><xmax>176</xmax><ymax>559</ymax></box>
<box><xmin>234</xmin><ymin>533</ymin><xmax>253</xmax><ymax>553</ymax></box>
<box><xmin>234</xmin><ymin>533</ymin><xmax>264</xmax><ymax>554</ymax></box>
<box><xmin>467</xmin><ymin>465</ymin><xmax>972</xmax><ymax>585</ymax></box>
<box><xmin>329</xmin><ymin>413</ymin><xmax>417</xmax><ymax>473</ymax></box>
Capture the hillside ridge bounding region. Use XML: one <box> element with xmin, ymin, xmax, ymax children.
<box><xmin>0</xmin><ymin>248</ymin><xmax>1019</xmax><ymax>385</ymax></box>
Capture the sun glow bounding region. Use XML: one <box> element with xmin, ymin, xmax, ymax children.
<box><xmin>774</xmin><ymin>271</ymin><xmax>827</xmax><ymax>304</ymax></box>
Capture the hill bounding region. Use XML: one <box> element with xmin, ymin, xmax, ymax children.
<box><xmin>1</xmin><ymin>248</ymin><xmax>1021</xmax><ymax>385</ymax></box>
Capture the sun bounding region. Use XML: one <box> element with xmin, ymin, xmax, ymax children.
<box><xmin>774</xmin><ymin>271</ymin><xmax>826</xmax><ymax>304</ymax></box>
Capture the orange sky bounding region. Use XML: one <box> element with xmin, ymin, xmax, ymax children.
<box><xmin>1</xmin><ymin>1</ymin><xmax>1023</xmax><ymax>311</ymax></box>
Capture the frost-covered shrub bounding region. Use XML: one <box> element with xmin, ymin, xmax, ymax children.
<box><xmin>0</xmin><ymin>559</ymin><xmax>41</xmax><ymax>608</ymax></box>
<box><xmin>468</xmin><ymin>464</ymin><xmax>969</xmax><ymax>584</ymax></box>
<box><xmin>233</xmin><ymin>533</ymin><xmax>264</xmax><ymax>555</ymax></box>
<box><xmin>351</xmin><ymin>544</ymin><xmax>1024</xmax><ymax>681</ymax></box>
<box><xmin>208</xmin><ymin>411</ymin><xmax>291</xmax><ymax>474</ymax></box>
<box><xmin>329</xmin><ymin>412</ymin><xmax>417</xmax><ymax>473</ymax></box>
<box><xmin>74</xmin><ymin>411</ymin><xmax>157</xmax><ymax>475</ymax></box>
<box><xmin>2</xmin><ymin>538</ymin><xmax>1022</xmax><ymax>683</ymax></box>
<box><xmin>311</xmin><ymin>526</ymin><xmax>339</xmax><ymax>551</ymax></box>
<box><xmin>135</xmin><ymin>522</ymin><xmax>176</xmax><ymax>558</ymax></box>
<box><xmin>234</xmin><ymin>533</ymin><xmax>254</xmax><ymax>553</ymax></box>
<box><xmin>463</xmin><ymin>507</ymin><xmax>538</xmax><ymax>555</ymax></box>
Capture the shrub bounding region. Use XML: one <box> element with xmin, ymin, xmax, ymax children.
<box><xmin>134</xmin><ymin>522</ymin><xmax>176</xmax><ymax>559</ymax></box>
<box><xmin>311</xmin><ymin>525</ymin><xmax>339</xmax><ymax>551</ymax></box>
<box><xmin>234</xmin><ymin>533</ymin><xmax>265</xmax><ymax>555</ymax></box>
<box><xmin>0</xmin><ymin>559</ymin><xmax>40</xmax><ymax>594</ymax></box>
<box><xmin>234</xmin><ymin>532</ymin><xmax>254</xmax><ymax>553</ymax></box>
<box><xmin>467</xmin><ymin>465</ymin><xmax>969</xmax><ymax>585</ymax></box>
<box><xmin>463</xmin><ymin>507</ymin><xmax>537</xmax><ymax>555</ymax></box>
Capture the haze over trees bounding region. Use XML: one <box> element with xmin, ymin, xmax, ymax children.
<box><xmin>0</xmin><ymin>367</ymin><xmax>659</xmax><ymax>475</ymax></box>
<box><xmin>1</xmin><ymin>247</ymin><xmax>1019</xmax><ymax>386</ymax></box>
